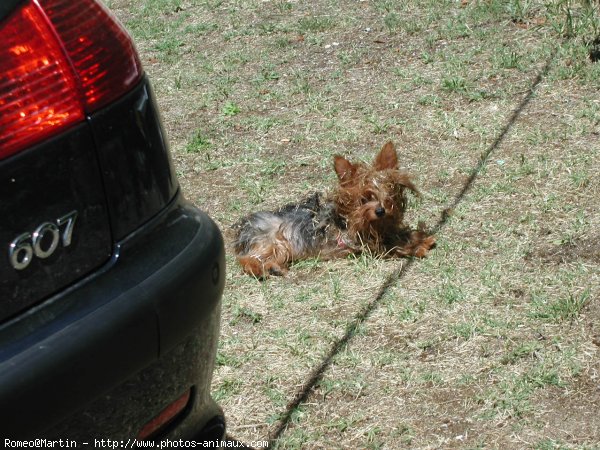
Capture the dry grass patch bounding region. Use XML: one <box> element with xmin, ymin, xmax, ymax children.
<box><xmin>108</xmin><ymin>0</ymin><xmax>600</xmax><ymax>448</ymax></box>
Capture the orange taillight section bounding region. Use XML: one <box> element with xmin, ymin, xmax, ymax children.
<box><xmin>39</xmin><ymin>0</ymin><xmax>143</xmax><ymax>111</ymax></box>
<box><xmin>136</xmin><ymin>389</ymin><xmax>192</xmax><ymax>440</ymax></box>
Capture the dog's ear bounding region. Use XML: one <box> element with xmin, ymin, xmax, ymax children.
<box><xmin>334</xmin><ymin>155</ymin><xmax>356</xmax><ymax>183</ymax></box>
<box><xmin>373</xmin><ymin>141</ymin><xmax>398</xmax><ymax>171</ymax></box>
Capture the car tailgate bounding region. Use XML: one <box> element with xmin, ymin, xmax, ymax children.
<box><xmin>0</xmin><ymin>123</ymin><xmax>112</xmax><ymax>320</ymax></box>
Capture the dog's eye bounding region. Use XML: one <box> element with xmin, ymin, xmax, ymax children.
<box><xmin>361</xmin><ymin>193</ymin><xmax>377</xmax><ymax>204</ymax></box>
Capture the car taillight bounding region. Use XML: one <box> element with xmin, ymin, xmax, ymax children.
<box><xmin>39</xmin><ymin>0</ymin><xmax>143</xmax><ymax>111</ymax></box>
<box><xmin>0</xmin><ymin>2</ymin><xmax>84</xmax><ymax>159</ymax></box>
<box><xmin>0</xmin><ymin>0</ymin><xmax>143</xmax><ymax>160</ymax></box>
<box><xmin>136</xmin><ymin>389</ymin><xmax>192</xmax><ymax>440</ymax></box>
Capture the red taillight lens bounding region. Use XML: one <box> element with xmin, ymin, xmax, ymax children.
<box><xmin>136</xmin><ymin>389</ymin><xmax>192</xmax><ymax>440</ymax></box>
<box><xmin>0</xmin><ymin>2</ymin><xmax>84</xmax><ymax>159</ymax></box>
<box><xmin>39</xmin><ymin>0</ymin><xmax>143</xmax><ymax>111</ymax></box>
<box><xmin>0</xmin><ymin>0</ymin><xmax>143</xmax><ymax>160</ymax></box>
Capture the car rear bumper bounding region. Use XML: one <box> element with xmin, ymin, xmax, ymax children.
<box><xmin>0</xmin><ymin>194</ymin><xmax>226</xmax><ymax>439</ymax></box>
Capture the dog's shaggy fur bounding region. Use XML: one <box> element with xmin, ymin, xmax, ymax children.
<box><xmin>233</xmin><ymin>142</ymin><xmax>436</xmax><ymax>278</ymax></box>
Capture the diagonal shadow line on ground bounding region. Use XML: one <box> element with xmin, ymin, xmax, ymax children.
<box><xmin>265</xmin><ymin>48</ymin><xmax>558</xmax><ymax>447</ymax></box>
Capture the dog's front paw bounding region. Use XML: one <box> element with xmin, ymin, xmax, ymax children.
<box><xmin>267</xmin><ymin>262</ymin><xmax>287</xmax><ymax>277</ymax></box>
<box><xmin>413</xmin><ymin>235</ymin><xmax>436</xmax><ymax>258</ymax></box>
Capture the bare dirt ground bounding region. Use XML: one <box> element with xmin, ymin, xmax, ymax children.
<box><xmin>110</xmin><ymin>1</ymin><xmax>600</xmax><ymax>448</ymax></box>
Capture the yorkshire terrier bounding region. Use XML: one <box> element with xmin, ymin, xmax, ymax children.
<box><xmin>233</xmin><ymin>141</ymin><xmax>436</xmax><ymax>278</ymax></box>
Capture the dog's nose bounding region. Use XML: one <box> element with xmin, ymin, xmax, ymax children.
<box><xmin>375</xmin><ymin>207</ymin><xmax>385</xmax><ymax>217</ymax></box>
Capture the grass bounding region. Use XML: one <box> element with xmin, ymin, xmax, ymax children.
<box><xmin>110</xmin><ymin>0</ymin><xmax>600</xmax><ymax>448</ymax></box>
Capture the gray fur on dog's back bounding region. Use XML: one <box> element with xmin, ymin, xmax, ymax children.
<box><xmin>233</xmin><ymin>192</ymin><xmax>337</xmax><ymax>257</ymax></box>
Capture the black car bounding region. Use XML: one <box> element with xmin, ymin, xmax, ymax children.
<box><xmin>0</xmin><ymin>0</ymin><xmax>226</xmax><ymax>442</ymax></box>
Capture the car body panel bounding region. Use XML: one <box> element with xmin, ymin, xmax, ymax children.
<box><xmin>0</xmin><ymin>197</ymin><xmax>225</xmax><ymax>438</ymax></box>
<box><xmin>0</xmin><ymin>0</ymin><xmax>25</xmax><ymax>21</ymax></box>
<box><xmin>0</xmin><ymin>124</ymin><xmax>112</xmax><ymax>319</ymax></box>
<box><xmin>90</xmin><ymin>80</ymin><xmax>179</xmax><ymax>241</ymax></box>
<box><xmin>1</xmin><ymin>0</ymin><xmax>226</xmax><ymax>441</ymax></box>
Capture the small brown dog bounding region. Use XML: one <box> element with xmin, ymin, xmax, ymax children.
<box><xmin>233</xmin><ymin>141</ymin><xmax>435</xmax><ymax>278</ymax></box>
